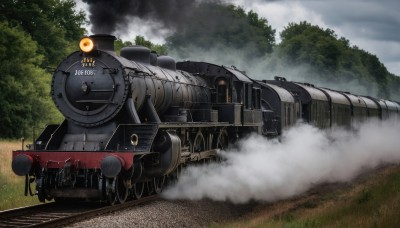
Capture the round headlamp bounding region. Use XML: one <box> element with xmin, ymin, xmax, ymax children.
<box><xmin>79</xmin><ymin>37</ymin><xmax>94</xmax><ymax>53</ymax></box>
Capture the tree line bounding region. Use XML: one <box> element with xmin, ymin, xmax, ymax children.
<box><xmin>0</xmin><ymin>1</ymin><xmax>399</xmax><ymax>138</ymax></box>
<box><xmin>0</xmin><ymin>0</ymin><xmax>85</xmax><ymax>138</ymax></box>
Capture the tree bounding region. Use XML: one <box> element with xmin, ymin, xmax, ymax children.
<box><xmin>279</xmin><ymin>21</ymin><xmax>343</xmax><ymax>72</ymax></box>
<box><xmin>0</xmin><ymin>21</ymin><xmax>62</xmax><ymax>138</ymax></box>
<box><xmin>389</xmin><ymin>74</ymin><xmax>400</xmax><ymax>100</ymax></box>
<box><xmin>356</xmin><ymin>49</ymin><xmax>390</xmax><ymax>97</ymax></box>
<box><xmin>0</xmin><ymin>0</ymin><xmax>87</xmax><ymax>67</ymax></box>
<box><xmin>135</xmin><ymin>36</ymin><xmax>168</xmax><ymax>55</ymax></box>
<box><xmin>166</xmin><ymin>4</ymin><xmax>275</xmax><ymax>58</ymax></box>
<box><xmin>114</xmin><ymin>39</ymin><xmax>133</xmax><ymax>54</ymax></box>
<box><xmin>0</xmin><ymin>0</ymin><xmax>85</xmax><ymax>138</ymax></box>
<box><xmin>277</xmin><ymin>21</ymin><xmax>396</xmax><ymax>98</ymax></box>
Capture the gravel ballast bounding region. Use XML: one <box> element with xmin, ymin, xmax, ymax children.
<box><xmin>67</xmin><ymin>199</ymin><xmax>257</xmax><ymax>227</ymax></box>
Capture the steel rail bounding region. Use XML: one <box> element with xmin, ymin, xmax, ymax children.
<box><xmin>0</xmin><ymin>195</ymin><xmax>159</xmax><ymax>228</ymax></box>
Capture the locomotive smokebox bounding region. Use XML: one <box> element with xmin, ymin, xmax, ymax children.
<box><xmin>52</xmin><ymin>34</ymin><xmax>129</xmax><ymax>127</ymax></box>
<box><xmin>89</xmin><ymin>34</ymin><xmax>116</xmax><ymax>52</ymax></box>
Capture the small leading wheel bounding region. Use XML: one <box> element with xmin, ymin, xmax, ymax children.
<box><xmin>105</xmin><ymin>178</ymin><xmax>117</xmax><ymax>205</ymax></box>
<box><xmin>133</xmin><ymin>182</ymin><xmax>145</xmax><ymax>199</ymax></box>
<box><xmin>116</xmin><ymin>175</ymin><xmax>128</xmax><ymax>204</ymax></box>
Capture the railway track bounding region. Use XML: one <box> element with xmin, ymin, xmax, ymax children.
<box><xmin>0</xmin><ymin>195</ymin><xmax>159</xmax><ymax>228</ymax></box>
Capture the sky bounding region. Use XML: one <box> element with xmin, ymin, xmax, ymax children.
<box><xmin>75</xmin><ymin>0</ymin><xmax>400</xmax><ymax>76</ymax></box>
<box><xmin>230</xmin><ymin>0</ymin><xmax>400</xmax><ymax>76</ymax></box>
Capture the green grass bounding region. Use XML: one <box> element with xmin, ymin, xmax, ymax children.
<box><xmin>0</xmin><ymin>140</ymin><xmax>39</xmax><ymax>211</ymax></box>
<box><xmin>281</xmin><ymin>169</ymin><xmax>400</xmax><ymax>227</ymax></box>
<box><xmin>0</xmin><ymin>175</ymin><xmax>39</xmax><ymax>210</ymax></box>
<box><xmin>221</xmin><ymin>166</ymin><xmax>400</xmax><ymax>228</ymax></box>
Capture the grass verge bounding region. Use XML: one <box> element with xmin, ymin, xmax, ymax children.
<box><xmin>0</xmin><ymin>140</ymin><xmax>39</xmax><ymax>211</ymax></box>
<box><xmin>219</xmin><ymin>165</ymin><xmax>400</xmax><ymax>227</ymax></box>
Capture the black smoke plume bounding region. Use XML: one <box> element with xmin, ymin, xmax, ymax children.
<box><xmin>82</xmin><ymin>0</ymin><xmax>221</xmax><ymax>34</ymax></box>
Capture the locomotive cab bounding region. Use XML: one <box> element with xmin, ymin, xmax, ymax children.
<box><xmin>176</xmin><ymin>61</ymin><xmax>263</xmax><ymax>133</ymax></box>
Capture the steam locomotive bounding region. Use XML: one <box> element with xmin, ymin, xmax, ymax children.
<box><xmin>12</xmin><ymin>35</ymin><xmax>400</xmax><ymax>204</ymax></box>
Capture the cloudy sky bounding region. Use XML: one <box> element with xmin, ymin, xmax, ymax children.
<box><xmin>75</xmin><ymin>0</ymin><xmax>400</xmax><ymax>76</ymax></box>
<box><xmin>231</xmin><ymin>0</ymin><xmax>400</xmax><ymax>75</ymax></box>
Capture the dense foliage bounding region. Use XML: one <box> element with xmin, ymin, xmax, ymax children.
<box><xmin>0</xmin><ymin>0</ymin><xmax>86</xmax><ymax>138</ymax></box>
<box><xmin>0</xmin><ymin>22</ymin><xmax>61</xmax><ymax>137</ymax></box>
<box><xmin>166</xmin><ymin>4</ymin><xmax>276</xmax><ymax>58</ymax></box>
<box><xmin>0</xmin><ymin>0</ymin><xmax>86</xmax><ymax>66</ymax></box>
<box><xmin>277</xmin><ymin>22</ymin><xmax>394</xmax><ymax>98</ymax></box>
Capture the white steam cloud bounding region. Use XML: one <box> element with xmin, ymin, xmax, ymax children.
<box><xmin>163</xmin><ymin>119</ymin><xmax>400</xmax><ymax>203</ymax></box>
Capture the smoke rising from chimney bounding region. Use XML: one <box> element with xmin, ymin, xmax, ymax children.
<box><xmin>82</xmin><ymin>0</ymin><xmax>220</xmax><ymax>35</ymax></box>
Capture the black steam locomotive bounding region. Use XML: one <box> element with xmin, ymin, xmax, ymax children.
<box><xmin>12</xmin><ymin>35</ymin><xmax>400</xmax><ymax>204</ymax></box>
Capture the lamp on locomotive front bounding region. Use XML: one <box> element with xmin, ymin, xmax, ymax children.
<box><xmin>79</xmin><ymin>37</ymin><xmax>94</xmax><ymax>53</ymax></box>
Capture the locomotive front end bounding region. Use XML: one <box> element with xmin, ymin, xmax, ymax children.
<box><xmin>11</xmin><ymin>35</ymin><xmax>137</xmax><ymax>203</ymax></box>
<box><xmin>52</xmin><ymin>35</ymin><xmax>130</xmax><ymax>127</ymax></box>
